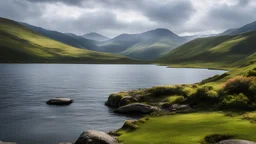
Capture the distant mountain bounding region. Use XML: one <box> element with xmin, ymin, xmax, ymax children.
<box><xmin>0</xmin><ymin>17</ymin><xmax>139</xmax><ymax>64</ymax></box>
<box><xmin>83</xmin><ymin>32</ymin><xmax>110</xmax><ymax>41</ymax></box>
<box><xmin>230</xmin><ymin>21</ymin><xmax>256</xmax><ymax>35</ymax></box>
<box><xmin>219</xmin><ymin>28</ymin><xmax>238</xmax><ymax>36</ymax></box>
<box><xmin>20</xmin><ymin>22</ymin><xmax>100</xmax><ymax>51</ymax></box>
<box><xmin>158</xmin><ymin>30</ymin><xmax>256</xmax><ymax>68</ymax></box>
<box><xmin>98</xmin><ymin>28</ymin><xmax>186</xmax><ymax>61</ymax></box>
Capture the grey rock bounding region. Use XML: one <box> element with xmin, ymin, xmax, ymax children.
<box><xmin>46</xmin><ymin>98</ymin><xmax>73</xmax><ymax>105</ymax></box>
<box><xmin>171</xmin><ymin>104</ymin><xmax>193</xmax><ymax>113</ymax></box>
<box><xmin>119</xmin><ymin>96</ymin><xmax>138</xmax><ymax>106</ymax></box>
<box><xmin>0</xmin><ymin>141</ymin><xmax>16</xmax><ymax>144</ymax></box>
<box><xmin>75</xmin><ymin>130</ymin><xmax>118</xmax><ymax>144</ymax></box>
<box><xmin>115</xmin><ymin>103</ymin><xmax>160</xmax><ymax>114</ymax></box>
<box><xmin>58</xmin><ymin>143</ymin><xmax>73</xmax><ymax>144</ymax></box>
<box><xmin>219</xmin><ymin>139</ymin><xmax>256</xmax><ymax>144</ymax></box>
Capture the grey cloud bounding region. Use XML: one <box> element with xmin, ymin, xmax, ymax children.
<box><xmin>142</xmin><ymin>0</ymin><xmax>195</xmax><ymax>24</ymax></box>
<box><xmin>26</xmin><ymin>0</ymin><xmax>83</xmax><ymax>5</ymax></box>
<box><xmin>205</xmin><ymin>0</ymin><xmax>256</xmax><ymax>29</ymax></box>
<box><xmin>0</xmin><ymin>0</ymin><xmax>42</xmax><ymax>21</ymax></box>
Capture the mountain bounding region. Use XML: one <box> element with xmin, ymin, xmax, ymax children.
<box><xmin>0</xmin><ymin>17</ymin><xmax>140</xmax><ymax>64</ymax></box>
<box><xmin>219</xmin><ymin>28</ymin><xmax>238</xmax><ymax>36</ymax></box>
<box><xmin>230</xmin><ymin>21</ymin><xmax>256</xmax><ymax>35</ymax></box>
<box><xmin>20</xmin><ymin>22</ymin><xmax>100</xmax><ymax>51</ymax></box>
<box><xmin>83</xmin><ymin>32</ymin><xmax>110</xmax><ymax>41</ymax></box>
<box><xmin>182</xmin><ymin>34</ymin><xmax>218</xmax><ymax>41</ymax></box>
<box><xmin>158</xmin><ymin>31</ymin><xmax>256</xmax><ymax>68</ymax></box>
<box><xmin>98</xmin><ymin>28</ymin><xmax>186</xmax><ymax>61</ymax></box>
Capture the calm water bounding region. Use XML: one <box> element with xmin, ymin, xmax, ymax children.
<box><xmin>0</xmin><ymin>64</ymin><xmax>226</xmax><ymax>144</ymax></box>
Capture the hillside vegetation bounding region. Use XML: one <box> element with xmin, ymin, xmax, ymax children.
<box><xmin>21</xmin><ymin>22</ymin><xmax>100</xmax><ymax>51</ymax></box>
<box><xmin>0</xmin><ymin>18</ymin><xmax>140</xmax><ymax>63</ymax></box>
<box><xmin>158</xmin><ymin>31</ymin><xmax>256</xmax><ymax>69</ymax></box>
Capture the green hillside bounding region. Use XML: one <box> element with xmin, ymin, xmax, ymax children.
<box><xmin>158</xmin><ymin>31</ymin><xmax>256</xmax><ymax>68</ymax></box>
<box><xmin>0</xmin><ymin>18</ymin><xmax>140</xmax><ymax>64</ymax></box>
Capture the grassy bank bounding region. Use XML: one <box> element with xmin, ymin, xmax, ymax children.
<box><xmin>118</xmin><ymin>112</ymin><xmax>256</xmax><ymax>144</ymax></box>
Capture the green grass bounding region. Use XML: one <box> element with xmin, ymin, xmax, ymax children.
<box><xmin>118</xmin><ymin>112</ymin><xmax>256</xmax><ymax>144</ymax></box>
<box><xmin>0</xmin><ymin>17</ymin><xmax>141</xmax><ymax>64</ymax></box>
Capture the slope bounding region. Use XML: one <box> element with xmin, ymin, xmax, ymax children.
<box><xmin>0</xmin><ymin>18</ymin><xmax>140</xmax><ymax>64</ymax></box>
<box><xmin>158</xmin><ymin>31</ymin><xmax>256</xmax><ymax>68</ymax></box>
<box><xmin>230</xmin><ymin>21</ymin><xmax>256</xmax><ymax>35</ymax></box>
<box><xmin>83</xmin><ymin>32</ymin><xmax>110</xmax><ymax>41</ymax></box>
<box><xmin>20</xmin><ymin>22</ymin><xmax>100</xmax><ymax>51</ymax></box>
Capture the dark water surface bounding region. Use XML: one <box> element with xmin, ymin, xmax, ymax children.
<box><xmin>0</xmin><ymin>64</ymin><xmax>226</xmax><ymax>144</ymax></box>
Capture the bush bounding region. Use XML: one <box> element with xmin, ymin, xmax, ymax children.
<box><xmin>223</xmin><ymin>76</ymin><xmax>256</xmax><ymax>95</ymax></box>
<box><xmin>165</xmin><ymin>95</ymin><xmax>185</xmax><ymax>104</ymax></box>
<box><xmin>185</xmin><ymin>86</ymin><xmax>219</xmax><ymax>106</ymax></box>
<box><xmin>247</xmin><ymin>70</ymin><xmax>256</xmax><ymax>77</ymax></box>
<box><xmin>221</xmin><ymin>93</ymin><xmax>250</xmax><ymax>110</ymax></box>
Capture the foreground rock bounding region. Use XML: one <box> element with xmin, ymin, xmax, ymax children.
<box><xmin>0</xmin><ymin>141</ymin><xmax>16</xmax><ymax>144</ymax></box>
<box><xmin>115</xmin><ymin>103</ymin><xmax>160</xmax><ymax>114</ymax></box>
<box><xmin>75</xmin><ymin>130</ymin><xmax>118</xmax><ymax>144</ymax></box>
<box><xmin>219</xmin><ymin>139</ymin><xmax>256</xmax><ymax>144</ymax></box>
<box><xmin>46</xmin><ymin>98</ymin><xmax>73</xmax><ymax>105</ymax></box>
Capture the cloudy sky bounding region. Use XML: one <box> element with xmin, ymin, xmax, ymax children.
<box><xmin>1</xmin><ymin>0</ymin><xmax>256</xmax><ymax>37</ymax></box>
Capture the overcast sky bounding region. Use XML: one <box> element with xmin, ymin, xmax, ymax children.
<box><xmin>1</xmin><ymin>0</ymin><xmax>256</xmax><ymax>37</ymax></box>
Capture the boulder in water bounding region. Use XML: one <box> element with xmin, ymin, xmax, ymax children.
<box><xmin>46</xmin><ymin>98</ymin><xmax>73</xmax><ymax>105</ymax></box>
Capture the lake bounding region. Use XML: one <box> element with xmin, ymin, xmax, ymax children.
<box><xmin>0</xmin><ymin>64</ymin><xmax>226</xmax><ymax>144</ymax></box>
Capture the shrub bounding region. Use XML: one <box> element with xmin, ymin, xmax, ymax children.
<box><xmin>165</xmin><ymin>95</ymin><xmax>185</xmax><ymax>104</ymax></box>
<box><xmin>186</xmin><ymin>86</ymin><xmax>219</xmax><ymax>106</ymax></box>
<box><xmin>221</xmin><ymin>93</ymin><xmax>250</xmax><ymax>110</ymax></box>
<box><xmin>148</xmin><ymin>86</ymin><xmax>176</xmax><ymax>96</ymax></box>
<box><xmin>205</xmin><ymin>134</ymin><xmax>234</xmax><ymax>143</ymax></box>
<box><xmin>247</xmin><ymin>70</ymin><xmax>256</xmax><ymax>77</ymax></box>
<box><xmin>243</xmin><ymin>112</ymin><xmax>256</xmax><ymax>123</ymax></box>
<box><xmin>223</xmin><ymin>76</ymin><xmax>256</xmax><ymax>96</ymax></box>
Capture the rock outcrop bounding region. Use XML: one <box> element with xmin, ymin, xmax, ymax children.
<box><xmin>46</xmin><ymin>98</ymin><xmax>73</xmax><ymax>105</ymax></box>
<box><xmin>219</xmin><ymin>139</ymin><xmax>256</xmax><ymax>144</ymax></box>
<box><xmin>115</xmin><ymin>103</ymin><xmax>160</xmax><ymax>114</ymax></box>
<box><xmin>119</xmin><ymin>96</ymin><xmax>138</xmax><ymax>106</ymax></box>
<box><xmin>75</xmin><ymin>130</ymin><xmax>118</xmax><ymax>144</ymax></box>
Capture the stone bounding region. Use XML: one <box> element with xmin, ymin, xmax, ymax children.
<box><xmin>119</xmin><ymin>96</ymin><xmax>138</xmax><ymax>106</ymax></box>
<box><xmin>75</xmin><ymin>130</ymin><xmax>118</xmax><ymax>144</ymax></box>
<box><xmin>115</xmin><ymin>103</ymin><xmax>160</xmax><ymax>114</ymax></box>
<box><xmin>46</xmin><ymin>98</ymin><xmax>73</xmax><ymax>105</ymax></box>
<box><xmin>219</xmin><ymin>139</ymin><xmax>256</xmax><ymax>144</ymax></box>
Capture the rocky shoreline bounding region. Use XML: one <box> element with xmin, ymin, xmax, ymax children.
<box><xmin>3</xmin><ymin>84</ymin><xmax>256</xmax><ymax>144</ymax></box>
